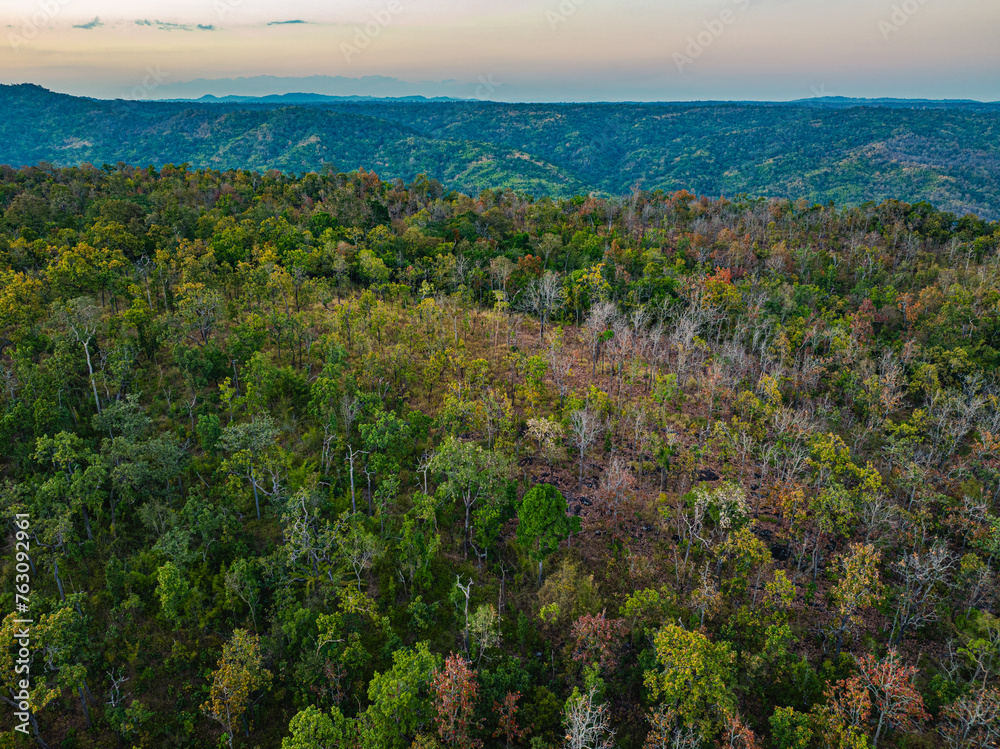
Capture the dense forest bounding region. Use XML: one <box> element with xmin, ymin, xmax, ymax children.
<box><xmin>0</xmin><ymin>162</ymin><xmax>999</xmax><ymax>749</ymax></box>
<box><xmin>3</xmin><ymin>84</ymin><xmax>1000</xmax><ymax>219</ymax></box>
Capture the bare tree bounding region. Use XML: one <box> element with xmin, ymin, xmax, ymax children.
<box><xmin>63</xmin><ymin>297</ymin><xmax>103</xmax><ymax>414</ymax></box>
<box><xmin>644</xmin><ymin>705</ymin><xmax>702</xmax><ymax>749</ymax></box>
<box><xmin>570</xmin><ymin>408</ymin><xmax>604</xmax><ymax>491</ymax></box>
<box><xmin>583</xmin><ymin>301</ymin><xmax>616</xmax><ymax>375</ymax></box>
<box><xmin>599</xmin><ymin>456</ymin><xmax>634</xmax><ymax>522</ymax></box>
<box><xmin>342</xmin><ymin>519</ymin><xmax>382</xmax><ymax>587</ymax></box>
<box><xmin>339</xmin><ymin>393</ymin><xmax>361</xmax><ymax>441</ymax></box>
<box><xmin>858</xmin><ymin>493</ymin><xmax>898</xmax><ymax>545</ymax></box>
<box><xmin>564</xmin><ymin>685</ymin><xmax>615</xmax><ymax>749</ymax></box>
<box><xmin>522</xmin><ymin>270</ymin><xmax>562</xmax><ymax>337</ymax></box>
<box><xmin>891</xmin><ymin>545</ymin><xmax>956</xmax><ymax>643</ymax></box>
<box><xmin>668</xmin><ymin>308</ymin><xmax>700</xmax><ymax>385</ymax></box>
<box><xmin>105</xmin><ymin>668</ymin><xmax>129</xmax><ymax>709</ymax></box>
<box><xmin>605</xmin><ymin>317</ymin><xmax>633</xmax><ymax>400</ymax></box>
<box><xmin>176</xmin><ymin>283</ymin><xmax>223</xmax><ymax>346</ymax></box>
<box><xmin>454</xmin><ymin>575</ymin><xmax>473</xmax><ymax>655</ymax></box>
<box><xmin>939</xmin><ymin>687</ymin><xmax>1000</xmax><ymax>749</ymax></box>
<box><xmin>345</xmin><ymin>445</ymin><xmax>368</xmax><ymax>515</ymax></box>
<box><xmin>488</xmin><ymin>256</ymin><xmax>515</xmax><ymax>296</ymax></box>
<box><xmin>547</xmin><ymin>341</ymin><xmax>573</xmax><ymax>408</ymax></box>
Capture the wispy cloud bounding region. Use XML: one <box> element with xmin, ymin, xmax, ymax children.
<box><xmin>155</xmin><ymin>21</ymin><xmax>194</xmax><ymax>32</ymax></box>
<box><xmin>268</xmin><ymin>20</ymin><xmax>310</xmax><ymax>26</ymax></box>
<box><xmin>135</xmin><ymin>19</ymin><xmax>203</xmax><ymax>32</ymax></box>
<box><xmin>73</xmin><ymin>17</ymin><xmax>103</xmax><ymax>30</ymax></box>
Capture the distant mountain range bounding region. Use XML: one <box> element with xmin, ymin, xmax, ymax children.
<box><xmin>2</xmin><ymin>84</ymin><xmax>999</xmax><ymax>218</ymax></box>
<box><xmin>132</xmin><ymin>74</ymin><xmax>480</xmax><ymax>102</ymax></box>
<box><xmin>170</xmin><ymin>93</ymin><xmax>463</xmax><ymax>104</ymax></box>
<box><xmin>788</xmin><ymin>96</ymin><xmax>1000</xmax><ymax>110</ymax></box>
<box><xmin>160</xmin><ymin>93</ymin><xmax>1000</xmax><ymax>110</ymax></box>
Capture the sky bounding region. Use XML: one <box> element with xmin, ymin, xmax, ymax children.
<box><xmin>1</xmin><ymin>0</ymin><xmax>998</xmax><ymax>102</ymax></box>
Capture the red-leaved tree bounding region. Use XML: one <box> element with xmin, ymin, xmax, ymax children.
<box><xmin>493</xmin><ymin>691</ymin><xmax>528</xmax><ymax>748</ymax></box>
<box><xmin>432</xmin><ymin>654</ymin><xmax>481</xmax><ymax>749</ymax></box>
<box><xmin>718</xmin><ymin>711</ymin><xmax>761</xmax><ymax>749</ymax></box>
<box><xmin>571</xmin><ymin>610</ymin><xmax>626</xmax><ymax>674</ymax></box>
<box><xmin>855</xmin><ymin>649</ymin><xmax>929</xmax><ymax>749</ymax></box>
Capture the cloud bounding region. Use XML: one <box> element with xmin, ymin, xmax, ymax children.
<box><xmin>267</xmin><ymin>20</ymin><xmax>310</xmax><ymax>26</ymax></box>
<box><xmin>73</xmin><ymin>17</ymin><xmax>103</xmax><ymax>30</ymax></box>
<box><xmin>134</xmin><ymin>19</ymin><xmax>199</xmax><ymax>31</ymax></box>
<box><xmin>154</xmin><ymin>21</ymin><xmax>194</xmax><ymax>32</ymax></box>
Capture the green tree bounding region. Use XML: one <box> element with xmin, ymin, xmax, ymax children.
<box><xmin>359</xmin><ymin>406</ymin><xmax>412</xmax><ymax>528</ymax></box>
<box><xmin>769</xmin><ymin>706</ymin><xmax>813</xmax><ymax>749</ymax></box>
<box><xmin>32</xmin><ymin>431</ymin><xmax>107</xmax><ymax>542</ymax></box>
<box><xmin>430</xmin><ymin>437</ymin><xmax>510</xmax><ymax>559</ymax></box>
<box><xmin>156</xmin><ymin>561</ymin><xmax>190</xmax><ymax>629</ymax></box>
<box><xmin>361</xmin><ymin>642</ymin><xmax>441</xmax><ymax>749</ymax></box>
<box><xmin>397</xmin><ymin>493</ymin><xmax>442</xmax><ymax>593</ymax></box>
<box><xmin>221</xmin><ymin>414</ymin><xmax>282</xmax><ymax>519</ymax></box>
<box><xmin>516</xmin><ymin>484</ymin><xmax>580</xmax><ymax>585</ymax></box>
<box><xmin>283</xmin><ymin>705</ymin><xmax>355</xmax><ymax>748</ymax></box>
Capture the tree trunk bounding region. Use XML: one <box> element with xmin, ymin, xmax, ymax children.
<box><xmin>82</xmin><ymin>340</ymin><xmax>101</xmax><ymax>414</ymax></box>
<box><xmin>53</xmin><ymin>557</ymin><xmax>66</xmax><ymax>601</ymax></box>
<box><xmin>2</xmin><ymin>696</ymin><xmax>52</xmax><ymax>749</ymax></box>
<box><xmin>250</xmin><ymin>476</ymin><xmax>261</xmax><ymax>520</ymax></box>
<box><xmin>872</xmin><ymin>710</ymin><xmax>886</xmax><ymax>749</ymax></box>
<box><xmin>348</xmin><ymin>450</ymin><xmax>357</xmax><ymax>514</ymax></box>
<box><xmin>29</xmin><ymin>707</ymin><xmax>51</xmax><ymax>749</ymax></box>
<box><xmin>78</xmin><ymin>684</ymin><xmax>92</xmax><ymax>728</ymax></box>
<box><xmin>464</xmin><ymin>501</ymin><xmax>472</xmax><ymax>560</ymax></box>
<box><xmin>81</xmin><ymin>506</ymin><xmax>93</xmax><ymax>541</ymax></box>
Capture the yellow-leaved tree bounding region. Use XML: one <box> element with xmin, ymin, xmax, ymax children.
<box><xmin>0</xmin><ymin>606</ymin><xmax>84</xmax><ymax>747</ymax></box>
<box><xmin>202</xmin><ymin>629</ymin><xmax>272</xmax><ymax>749</ymax></box>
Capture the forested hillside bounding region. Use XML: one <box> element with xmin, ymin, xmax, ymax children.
<box><xmin>1</xmin><ymin>163</ymin><xmax>999</xmax><ymax>748</ymax></box>
<box><xmin>3</xmin><ymin>84</ymin><xmax>1000</xmax><ymax>219</ymax></box>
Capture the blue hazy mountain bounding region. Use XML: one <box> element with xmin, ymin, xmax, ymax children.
<box><xmin>2</xmin><ymin>84</ymin><xmax>998</xmax><ymax>218</ymax></box>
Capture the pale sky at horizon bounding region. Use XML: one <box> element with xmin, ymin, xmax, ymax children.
<box><xmin>1</xmin><ymin>0</ymin><xmax>998</xmax><ymax>102</ymax></box>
